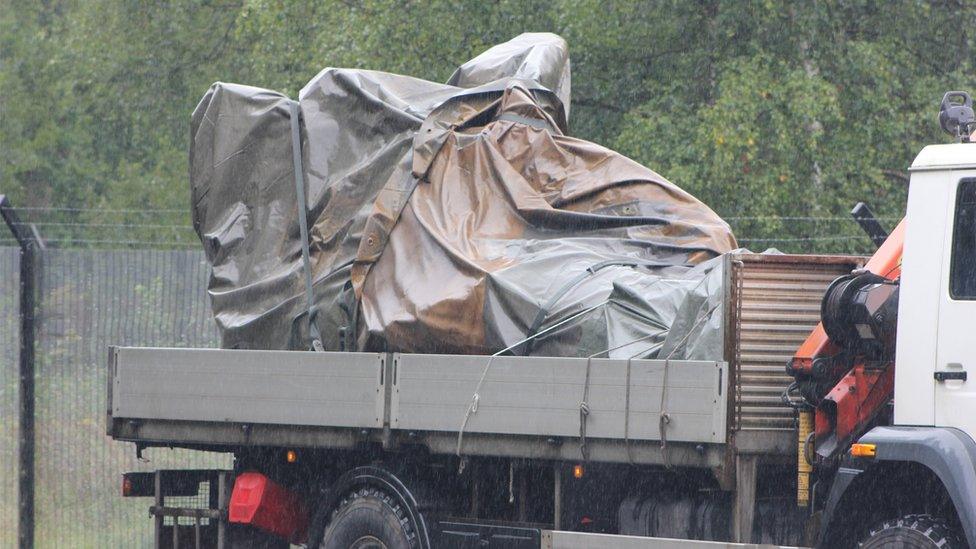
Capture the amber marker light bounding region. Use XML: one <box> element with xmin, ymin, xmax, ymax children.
<box><xmin>286</xmin><ymin>449</ymin><xmax>298</xmax><ymax>463</ymax></box>
<box><xmin>850</xmin><ymin>443</ymin><xmax>876</xmax><ymax>458</ymax></box>
<box><xmin>573</xmin><ymin>464</ymin><xmax>584</xmax><ymax>479</ymax></box>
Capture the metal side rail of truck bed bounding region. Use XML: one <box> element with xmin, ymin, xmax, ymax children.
<box><xmin>541</xmin><ymin>531</ymin><xmax>801</xmax><ymax>548</ymax></box>
<box><xmin>108</xmin><ymin>347</ymin><xmax>729</xmax><ymax>467</ymax></box>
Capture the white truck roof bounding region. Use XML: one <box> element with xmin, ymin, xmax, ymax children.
<box><xmin>910</xmin><ymin>142</ymin><xmax>976</xmax><ymax>171</ymax></box>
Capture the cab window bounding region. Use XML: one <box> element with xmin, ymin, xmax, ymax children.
<box><xmin>950</xmin><ymin>178</ymin><xmax>976</xmax><ymax>299</ymax></box>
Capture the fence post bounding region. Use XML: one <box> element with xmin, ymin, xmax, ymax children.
<box><xmin>0</xmin><ymin>195</ymin><xmax>42</xmax><ymax>549</ymax></box>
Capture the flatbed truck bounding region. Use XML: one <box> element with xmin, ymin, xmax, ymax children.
<box><xmin>107</xmin><ymin>94</ymin><xmax>976</xmax><ymax>548</ymax></box>
<box><xmin>108</xmin><ymin>252</ymin><xmax>859</xmax><ymax>548</ymax></box>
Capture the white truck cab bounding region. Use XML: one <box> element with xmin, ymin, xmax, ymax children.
<box><xmin>896</xmin><ymin>142</ymin><xmax>976</xmax><ymax>433</ymax></box>
<box><xmin>819</xmin><ymin>97</ymin><xmax>976</xmax><ymax>547</ymax></box>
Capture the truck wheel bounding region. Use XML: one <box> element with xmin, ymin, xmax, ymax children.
<box><xmin>319</xmin><ymin>486</ymin><xmax>419</xmax><ymax>549</ymax></box>
<box><xmin>859</xmin><ymin>514</ymin><xmax>962</xmax><ymax>548</ymax></box>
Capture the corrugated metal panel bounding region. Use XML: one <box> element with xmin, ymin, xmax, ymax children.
<box><xmin>731</xmin><ymin>255</ymin><xmax>866</xmax><ymax>432</ymax></box>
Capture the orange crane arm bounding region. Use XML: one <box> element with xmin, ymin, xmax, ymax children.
<box><xmin>791</xmin><ymin>220</ymin><xmax>905</xmax><ymax>375</ymax></box>
<box><xmin>789</xmin><ymin>219</ymin><xmax>905</xmax><ymax>459</ymax></box>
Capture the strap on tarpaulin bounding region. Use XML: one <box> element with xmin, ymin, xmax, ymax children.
<box><xmin>289</xmin><ymin>100</ymin><xmax>323</xmax><ymax>351</ymax></box>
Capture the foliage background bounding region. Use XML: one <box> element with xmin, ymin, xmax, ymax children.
<box><xmin>3</xmin><ymin>0</ymin><xmax>974</xmax><ymax>252</ymax></box>
<box><xmin>1</xmin><ymin>3</ymin><xmax>974</xmax><ymax>546</ymax></box>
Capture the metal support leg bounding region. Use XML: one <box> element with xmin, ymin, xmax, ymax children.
<box><xmin>553</xmin><ymin>464</ymin><xmax>562</xmax><ymax>531</ymax></box>
<box><xmin>217</xmin><ymin>472</ymin><xmax>229</xmax><ymax>549</ymax></box>
<box><xmin>517</xmin><ymin>464</ymin><xmax>528</xmax><ymax>522</ymax></box>
<box><xmin>733</xmin><ymin>455</ymin><xmax>758</xmax><ymax>543</ymax></box>
<box><xmin>155</xmin><ymin>471</ymin><xmax>164</xmax><ymax>549</ymax></box>
<box><xmin>469</xmin><ymin>463</ymin><xmax>480</xmax><ymax>519</ymax></box>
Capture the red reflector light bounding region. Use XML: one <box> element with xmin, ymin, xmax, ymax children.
<box><xmin>229</xmin><ymin>472</ymin><xmax>309</xmax><ymax>544</ymax></box>
<box><xmin>121</xmin><ymin>472</ymin><xmax>155</xmax><ymax>497</ymax></box>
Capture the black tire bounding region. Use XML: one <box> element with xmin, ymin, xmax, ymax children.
<box><xmin>319</xmin><ymin>486</ymin><xmax>419</xmax><ymax>549</ymax></box>
<box><xmin>859</xmin><ymin>514</ymin><xmax>963</xmax><ymax>548</ymax></box>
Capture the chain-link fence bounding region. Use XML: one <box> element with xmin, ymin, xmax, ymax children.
<box><xmin>1</xmin><ymin>245</ymin><xmax>231</xmax><ymax>548</ymax></box>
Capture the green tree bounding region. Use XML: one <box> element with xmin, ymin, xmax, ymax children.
<box><xmin>2</xmin><ymin>0</ymin><xmax>974</xmax><ymax>252</ymax></box>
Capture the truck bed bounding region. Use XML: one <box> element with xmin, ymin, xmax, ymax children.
<box><xmin>108</xmin><ymin>253</ymin><xmax>867</xmax><ymax>470</ymax></box>
<box><xmin>108</xmin><ymin>347</ymin><xmax>728</xmax><ymax>467</ymax></box>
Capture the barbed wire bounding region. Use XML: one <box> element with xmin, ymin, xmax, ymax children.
<box><xmin>8</xmin><ymin>206</ymin><xmax>187</xmax><ymax>213</ymax></box>
<box><xmin>1</xmin><ymin>235</ymin><xmax>867</xmax><ymax>246</ymax></box>
<box><xmin>11</xmin><ymin>221</ymin><xmax>195</xmax><ymax>230</ymax></box>
<box><xmin>4</xmin><ymin>207</ymin><xmax>900</xmax><ymax>222</ymax></box>
<box><xmin>1</xmin><ymin>210</ymin><xmax>881</xmax><ymax>249</ymax></box>
<box><xmin>738</xmin><ymin>235</ymin><xmax>867</xmax><ymax>242</ymax></box>
<box><xmin>726</xmin><ymin>216</ymin><xmax>900</xmax><ymax>221</ymax></box>
<box><xmin>0</xmin><ymin>238</ymin><xmax>196</xmax><ymax>247</ymax></box>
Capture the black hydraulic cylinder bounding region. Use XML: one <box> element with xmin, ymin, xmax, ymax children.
<box><xmin>851</xmin><ymin>202</ymin><xmax>889</xmax><ymax>249</ymax></box>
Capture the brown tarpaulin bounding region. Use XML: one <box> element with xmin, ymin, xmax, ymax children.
<box><xmin>190</xmin><ymin>33</ymin><xmax>736</xmax><ymax>357</ymax></box>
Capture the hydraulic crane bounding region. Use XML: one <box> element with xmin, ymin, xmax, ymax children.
<box><xmin>788</xmin><ymin>220</ymin><xmax>904</xmax><ymax>461</ymax></box>
<box><xmin>788</xmin><ymin>91</ymin><xmax>976</xmax><ymax>511</ymax></box>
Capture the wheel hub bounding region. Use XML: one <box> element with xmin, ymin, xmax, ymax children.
<box><xmin>350</xmin><ymin>535</ymin><xmax>388</xmax><ymax>549</ymax></box>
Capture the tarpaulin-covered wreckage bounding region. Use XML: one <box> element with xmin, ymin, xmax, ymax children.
<box><xmin>189</xmin><ymin>33</ymin><xmax>737</xmax><ymax>360</ymax></box>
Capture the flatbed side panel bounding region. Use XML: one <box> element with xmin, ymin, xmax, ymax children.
<box><xmin>392</xmin><ymin>354</ymin><xmax>727</xmax><ymax>444</ymax></box>
<box><xmin>111</xmin><ymin>347</ymin><xmax>384</xmax><ymax>428</ymax></box>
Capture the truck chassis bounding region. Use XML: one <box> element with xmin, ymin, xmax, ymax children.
<box><xmin>108</xmin><ymin>253</ymin><xmax>865</xmax><ymax>547</ymax></box>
